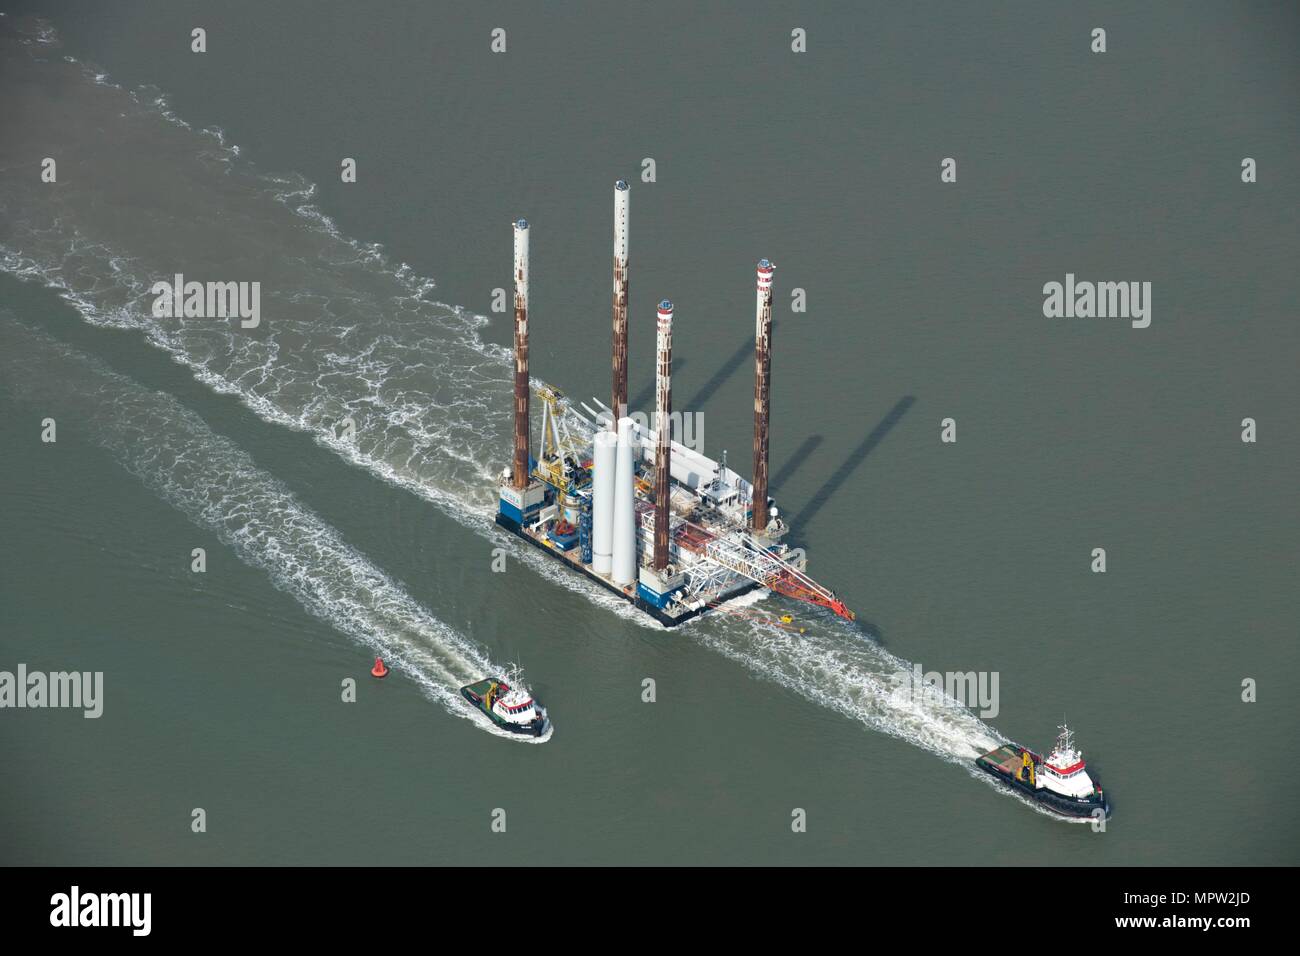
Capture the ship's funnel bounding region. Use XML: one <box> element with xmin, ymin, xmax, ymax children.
<box><xmin>652</xmin><ymin>299</ymin><xmax>674</xmax><ymax>571</ymax></box>
<box><xmin>611</xmin><ymin>416</ymin><xmax>637</xmax><ymax>586</ymax></box>
<box><xmin>591</xmin><ymin>429</ymin><xmax>617</xmax><ymax>575</ymax></box>
<box><xmin>512</xmin><ymin>219</ymin><xmax>531</xmax><ymax>489</ymax></box>
<box><xmin>610</xmin><ymin>180</ymin><xmax>630</xmax><ymax>426</ymax></box>
<box><xmin>751</xmin><ymin>258</ymin><xmax>775</xmax><ymax>531</ymax></box>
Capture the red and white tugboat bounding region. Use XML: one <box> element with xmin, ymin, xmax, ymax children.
<box><xmin>976</xmin><ymin>724</ymin><xmax>1110</xmax><ymax>819</ymax></box>
<box><xmin>459</xmin><ymin>677</ymin><xmax>550</xmax><ymax>737</ymax></box>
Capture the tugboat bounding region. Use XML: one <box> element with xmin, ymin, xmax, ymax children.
<box><xmin>976</xmin><ymin>724</ymin><xmax>1110</xmax><ymax>819</ymax></box>
<box><xmin>460</xmin><ymin>678</ymin><xmax>550</xmax><ymax>737</ymax></box>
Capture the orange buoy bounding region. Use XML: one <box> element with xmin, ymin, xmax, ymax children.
<box><xmin>370</xmin><ymin>658</ymin><xmax>389</xmax><ymax>679</ymax></box>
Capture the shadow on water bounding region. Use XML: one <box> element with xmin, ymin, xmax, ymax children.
<box><xmin>770</xmin><ymin>433</ymin><xmax>824</xmax><ymax>495</ymax></box>
<box><xmin>788</xmin><ymin>395</ymin><xmax>915</xmax><ymax>539</ymax></box>
<box><xmin>626</xmin><ymin>357</ymin><xmax>687</xmax><ymax>417</ymax></box>
<box><xmin>683</xmin><ymin>329</ymin><xmax>760</xmax><ymax>413</ymax></box>
<box><xmin>631</xmin><ymin>318</ymin><xmax>782</xmax><ymax>427</ymax></box>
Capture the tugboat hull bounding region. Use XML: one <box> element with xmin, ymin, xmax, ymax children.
<box><xmin>976</xmin><ymin>744</ymin><xmax>1111</xmax><ymax>819</ymax></box>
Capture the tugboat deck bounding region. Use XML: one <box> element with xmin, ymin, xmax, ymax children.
<box><xmin>978</xmin><ymin>744</ymin><xmax>1029</xmax><ymax>775</ymax></box>
<box><xmin>461</xmin><ymin>678</ymin><xmax>500</xmax><ymax>698</ymax></box>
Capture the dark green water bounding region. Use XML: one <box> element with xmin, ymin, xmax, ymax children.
<box><xmin>1</xmin><ymin>2</ymin><xmax>1296</xmax><ymax>865</ymax></box>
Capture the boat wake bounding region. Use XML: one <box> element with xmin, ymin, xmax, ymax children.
<box><xmin>0</xmin><ymin>317</ymin><xmax>539</xmax><ymax>742</ymax></box>
<box><xmin>695</xmin><ymin>605</ymin><xmax>1007</xmax><ymax>765</ymax></box>
<box><xmin>0</xmin><ymin>15</ymin><xmax>997</xmax><ymax>764</ymax></box>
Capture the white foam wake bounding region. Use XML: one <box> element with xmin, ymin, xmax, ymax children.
<box><xmin>694</xmin><ymin>607</ymin><xmax>1006</xmax><ymax>764</ymax></box>
<box><xmin>0</xmin><ymin>318</ymin><xmax>545</xmax><ymax>742</ymax></box>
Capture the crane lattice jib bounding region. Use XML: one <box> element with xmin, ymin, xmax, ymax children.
<box><xmin>695</xmin><ymin>526</ymin><xmax>854</xmax><ymax>621</ymax></box>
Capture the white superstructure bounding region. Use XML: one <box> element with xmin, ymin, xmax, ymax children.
<box><xmin>491</xmin><ymin>685</ymin><xmax>542</xmax><ymax>725</ymax></box>
<box><xmin>1036</xmin><ymin>724</ymin><xmax>1097</xmax><ymax>799</ymax></box>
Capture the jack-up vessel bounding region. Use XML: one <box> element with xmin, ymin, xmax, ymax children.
<box><xmin>494</xmin><ymin>184</ymin><xmax>853</xmax><ymax>627</ymax></box>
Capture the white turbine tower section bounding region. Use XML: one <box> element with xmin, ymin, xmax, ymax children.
<box><xmin>591</xmin><ymin>429</ymin><xmax>617</xmax><ymax>575</ymax></box>
<box><xmin>610</xmin><ymin>416</ymin><xmax>638</xmax><ymax>586</ymax></box>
